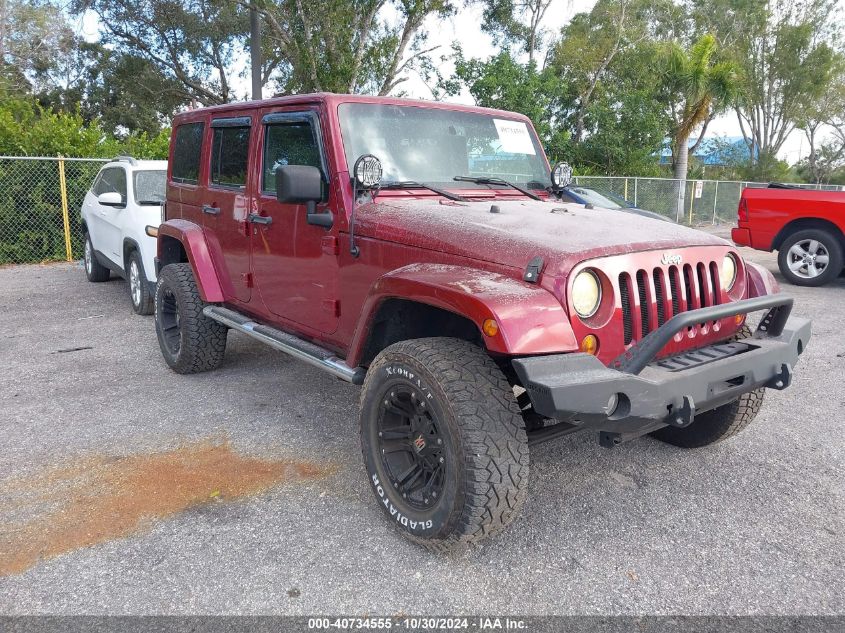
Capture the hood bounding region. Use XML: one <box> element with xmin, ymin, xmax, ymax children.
<box><xmin>354</xmin><ymin>197</ymin><xmax>727</xmax><ymax>274</ymax></box>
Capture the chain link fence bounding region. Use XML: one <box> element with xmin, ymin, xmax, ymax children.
<box><xmin>2</xmin><ymin>157</ymin><xmax>844</xmax><ymax>264</ymax></box>
<box><xmin>0</xmin><ymin>157</ymin><xmax>108</xmax><ymax>265</ymax></box>
<box><xmin>572</xmin><ymin>176</ymin><xmax>844</xmax><ymax>226</ymax></box>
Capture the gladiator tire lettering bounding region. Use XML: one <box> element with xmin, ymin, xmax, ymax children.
<box><xmin>371</xmin><ymin>474</ymin><xmax>434</xmax><ymax>531</ymax></box>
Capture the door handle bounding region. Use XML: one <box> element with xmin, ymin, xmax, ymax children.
<box><xmin>248</xmin><ymin>213</ymin><xmax>272</xmax><ymax>226</ymax></box>
<box><xmin>202</xmin><ymin>204</ymin><xmax>221</xmax><ymax>215</ymax></box>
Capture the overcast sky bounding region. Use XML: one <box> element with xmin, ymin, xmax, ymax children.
<box><xmin>77</xmin><ymin>1</ymin><xmax>811</xmax><ymax>163</ymax></box>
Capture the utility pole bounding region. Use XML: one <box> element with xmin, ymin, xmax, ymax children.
<box><xmin>250</xmin><ymin>0</ymin><xmax>262</xmax><ymax>100</ymax></box>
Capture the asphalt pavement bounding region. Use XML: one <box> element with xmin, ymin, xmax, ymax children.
<box><xmin>0</xmin><ymin>235</ymin><xmax>842</xmax><ymax>615</ymax></box>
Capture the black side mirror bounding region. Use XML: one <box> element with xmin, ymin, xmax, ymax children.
<box><xmin>275</xmin><ymin>165</ymin><xmax>332</xmax><ymax>228</ymax></box>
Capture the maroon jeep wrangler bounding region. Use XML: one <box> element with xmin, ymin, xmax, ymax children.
<box><xmin>154</xmin><ymin>94</ymin><xmax>810</xmax><ymax>550</ymax></box>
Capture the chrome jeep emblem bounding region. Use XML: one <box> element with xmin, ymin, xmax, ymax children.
<box><xmin>661</xmin><ymin>253</ymin><xmax>682</xmax><ymax>266</ymax></box>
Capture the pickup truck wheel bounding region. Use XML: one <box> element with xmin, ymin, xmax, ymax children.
<box><xmin>154</xmin><ymin>263</ymin><xmax>227</xmax><ymax>374</ymax></box>
<box><xmin>777</xmin><ymin>229</ymin><xmax>843</xmax><ymax>286</ymax></box>
<box><xmin>83</xmin><ymin>232</ymin><xmax>110</xmax><ymax>282</ymax></box>
<box><xmin>128</xmin><ymin>250</ymin><xmax>153</xmax><ymax>315</ymax></box>
<box><xmin>359</xmin><ymin>338</ymin><xmax>529</xmax><ymax>552</ymax></box>
<box><xmin>651</xmin><ymin>326</ymin><xmax>764</xmax><ymax>447</ymax></box>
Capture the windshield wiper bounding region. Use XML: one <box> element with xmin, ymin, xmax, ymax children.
<box><xmin>137</xmin><ymin>200</ymin><xmax>164</xmax><ymax>205</ymax></box>
<box><xmin>381</xmin><ymin>180</ymin><xmax>467</xmax><ymax>202</ymax></box>
<box><xmin>452</xmin><ymin>176</ymin><xmax>543</xmax><ymax>201</ymax></box>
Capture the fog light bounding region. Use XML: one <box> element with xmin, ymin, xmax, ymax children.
<box><xmin>734</xmin><ymin>314</ymin><xmax>745</xmax><ymax>326</ymax></box>
<box><xmin>580</xmin><ymin>334</ymin><xmax>598</xmax><ymax>355</ymax></box>
<box><xmin>604</xmin><ymin>393</ymin><xmax>619</xmax><ymax>416</ymax></box>
<box><xmin>482</xmin><ymin>318</ymin><xmax>499</xmax><ymax>337</ymax></box>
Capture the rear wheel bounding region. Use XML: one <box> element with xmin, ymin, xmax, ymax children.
<box><xmin>83</xmin><ymin>232</ymin><xmax>110</xmax><ymax>282</ymax></box>
<box><xmin>359</xmin><ymin>338</ymin><xmax>529</xmax><ymax>552</ymax></box>
<box><xmin>128</xmin><ymin>250</ymin><xmax>153</xmax><ymax>315</ymax></box>
<box><xmin>777</xmin><ymin>229</ymin><xmax>843</xmax><ymax>286</ymax></box>
<box><xmin>154</xmin><ymin>263</ymin><xmax>227</xmax><ymax>374</ymax></box>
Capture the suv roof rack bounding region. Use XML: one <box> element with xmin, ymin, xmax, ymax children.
<box><xmin>768</xmin><ymin>182</ymin><xmax>801</xmax><ymax>189</ymax></box>
<box><xmin>113</xmin><ymin>155</ymin><xmax>138</xmax><ymax>166</ymax></box>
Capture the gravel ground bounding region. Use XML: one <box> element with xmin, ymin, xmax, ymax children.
<box><xmin>0</xmin><ymin>236</ymin><xmax>842</xmax><ymax>616</ymax></box>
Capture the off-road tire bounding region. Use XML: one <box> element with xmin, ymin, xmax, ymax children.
<box><xmin>154</xmin><ymin>263</ymin><xmax>227</xmax><ymax>374</ymax></box>
<box><xmin>128</xmin><ymin>250</ymin><xmax>154</xmax><ymax>315</ymax></box>
<box><xmin>777</xmin><ymin>228</ymin><xmax>843</xmax><ymax>287</ymax></box>
<box><xmin>651</xmin><ymin>326</ymin><xmax>764</xmax><ymax>447</ymax></box>
<box><xmin>360</xmin><ymin>337</ymin><xmax>529</xmax><ymax>552</ymax></box>
<box><xmin>83</xmin><ymin>232</ymin><xmax>110</xmax><ymax>282</ymax></box>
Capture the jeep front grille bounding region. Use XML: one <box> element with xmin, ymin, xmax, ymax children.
<box><xmin>618</xmin><ymin>261</ymin><xmax>723</xmax><ymax>345</ymax></box>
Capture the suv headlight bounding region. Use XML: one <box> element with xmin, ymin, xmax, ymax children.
<box><xmin>572</xmin><ymin>269</ymin><xmax>601</xmax><ymax>318</ymax></box>
<box><xmin>721</xmin><ymin>254</ymin><xmax>737</xmax><ymax>290</ymax></box>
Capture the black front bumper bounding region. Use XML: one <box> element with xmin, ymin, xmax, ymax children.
<box><xmin>512</xmin><ymin>295</ymin><xmax>811</xmax><ymax>442</ymax></box>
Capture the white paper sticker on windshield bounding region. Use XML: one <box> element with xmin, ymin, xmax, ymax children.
<box><xmin>493</xmin><ymin>119</ymin><xmax>536</xmax><ymax>155</ymax></box>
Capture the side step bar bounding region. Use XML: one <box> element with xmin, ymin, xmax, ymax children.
<box><xmin>203</xmin><ymin>306</ymin><xmax>366</xmax><ymax>385</ymax></box>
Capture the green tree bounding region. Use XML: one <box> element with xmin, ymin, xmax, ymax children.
<box><xmin>254</xmin><ymin>0</ymin><xmax>456</xmax><ymax>95</ymax></box>
<box><xmin>0</xmin><ymin>0</ymin><xmax>78</xmax><ymax>96</ymax></box>
<box><xmin>77</xmin><ymin>0</ymin><xmax>248</xmax><ymax>105</ymax></box>
<box><xmin>550</xmin><ymin>0</ymin><xmax>682</xmax><ymax>145</ymax></box>
<box><xmin>695</xmin><ymin>0</ymin><xmax>842</xmax><ymax>167</ymax></box>
<box><xmin>449</xmin><ymin>50</ymin><xmax>561</xmax><ymax>141</ymax></box>
<box><xmin>796</xmin><ymin>61</ymin><xmax>845</xmax><ymax>183</ymax></box>
<box><xmin>472</xmin><ymin>0</ymin><xmax>554</xmax><ymax>64</ymax></box>
<box><xmin>663</xmin><ymin>33</ymin><xmax>740</xmax><ymax>212</ymax></box>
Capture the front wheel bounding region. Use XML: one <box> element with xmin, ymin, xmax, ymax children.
<box><xmin>777</xmin><ymin>229</ymin><xmax>843</xmax><ymax>286</ymax></box>
<box><xmin>359</xmin><ymin>338</ymin><xmax>529</xmax><ymax>552</ymax></box>
<box><xmin>154</xmin><ymin>263</ymin><xmax>227</xmax><ymax>374</ymax></box>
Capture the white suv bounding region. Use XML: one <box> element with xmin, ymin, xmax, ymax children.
<box><xmin>81</xmin><ymin>156</ymin><xmax>167</xmax><ymax>314</ymax></box>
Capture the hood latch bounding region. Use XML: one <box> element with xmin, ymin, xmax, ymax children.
<box><xmin>523</xmin><ymin>256</ymin><xmax>545</xmax><ymax>283</ymax></box>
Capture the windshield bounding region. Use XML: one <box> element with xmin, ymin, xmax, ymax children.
<box><xmin>338</xmin><ymin>103</ymin><xmax>551</xmax><ymax>189</ymax></box>
<box><xmin>133</xmin><ymin>170</ymin><xmax>166</xmax><ymax>204</ymax></box>
<box><xmin>568</xmin><ymin>186</ymin><xmax>628</xmax><ymax>209</ymax></box>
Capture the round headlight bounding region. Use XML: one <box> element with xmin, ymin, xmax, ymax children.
<box><xmin>353</xmin><ymin>154</ymin><xmax>382</xmax><ymax>189</ymax></box>
<box><xmin>551</xmin><ymin>161</ymin><xmax>573</xmax><ymax>189</ymax></box>
<box><xmin>721</xmin><ymin>254</ymin><xmax>737</xmax><ymax>290</ymax></box>
<box><xmin>572</xmin><ymin>269</ymin><xmax>602</xmax><ymax>318</ymax></box>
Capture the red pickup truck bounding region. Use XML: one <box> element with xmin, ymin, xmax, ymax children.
<box><xmin>153</xmin><ymin>94</ymin><xmax>809</xmax><ymax>550</ymax></box>
<box><xmin>732</xmin><ymin>185</ymin><xmax>845</xmax><ymax>286</ymax></box>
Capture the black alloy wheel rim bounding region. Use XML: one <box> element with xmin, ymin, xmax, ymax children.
<box><xmin>376</xmin><ymin>384</ymin><xmax>446</xmax><ymax>511</ymax></box>
<box><xmin>158</xmin><ymin>287</ymin><xmax>181</xmax><ymax>354</ymax></box>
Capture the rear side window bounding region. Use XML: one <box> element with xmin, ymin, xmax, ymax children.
<box><xmin>210</xmin><ymin>126</ymin><xmax>250</xmax><ymax>187</ymax></box>
<box><xmin>172</xmin><ymin>122</ymin><xmax>205</xmax><ymax>184</ymax></box>
<box><xmin>134</xmin><ymin>170</ymin><xmax>166</xmax><ymax>204</ymax></box>
<box><xmin>93</xmin><ymin>167</ymin><xmax>127</xmax><ymax>199</ymax></box>
<box><xmin>263</xmin><ymin>122</ymin><xmax>321</xmax><ymax>192</ymax></box>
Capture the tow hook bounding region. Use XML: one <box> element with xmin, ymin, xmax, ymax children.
<box><xmin>766</xmin><ymin>363</ymin><xmax>793</xmax><ymax>390</ymax></box>
<box><xmin>666</xmin><ymin>395</ymin><xmax>695</xmax><ymax>428</ymax></box>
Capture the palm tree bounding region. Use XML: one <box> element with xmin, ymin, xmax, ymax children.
<box><xmin>664</xmin><ymin>34</ymin><xmax>741</xmax><ymax>218</ymax></box>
